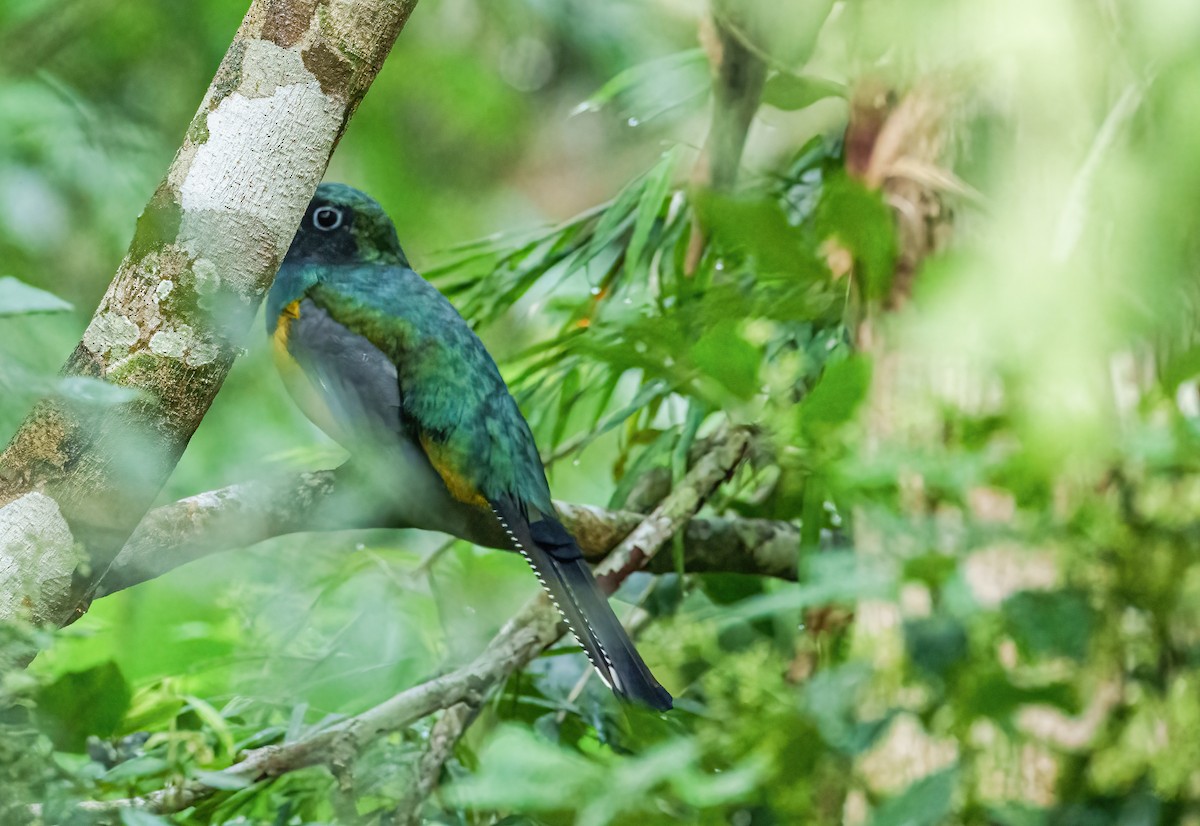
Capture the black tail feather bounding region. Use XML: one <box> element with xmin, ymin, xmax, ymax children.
<box><xmin>490</xmin><ymin>502</ymin><xmax>673</xmax><ymax>711</ymax></box>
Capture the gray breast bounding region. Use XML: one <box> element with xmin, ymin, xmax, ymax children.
<box><xmin>280</xmin><ymin>299</ymin><xmax>506</xmax><ymax>547</ymax></box>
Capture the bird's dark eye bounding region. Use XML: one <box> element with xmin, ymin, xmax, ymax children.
<box><xmin>312</xmin><ymin>205</ymin><xmax>343</xmax><ymax>231</ymax></box>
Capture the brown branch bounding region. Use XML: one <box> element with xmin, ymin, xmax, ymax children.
<box><xmin>389</xmin><ymin>701</ymin><xmax>479</xmax><ymax>825</ymax></box>
<box><xmin>99</xmin><ymin>469</ymin><xmax>344</xmax><ymax>597</ymax></box>
<box><xmin>99</xmin><ymin>450</ymin><xmax>796</xmax><ymax>598</ymax></box>
<box><xmin>592</xmin><ymin>429</ymin><xmax>750</xmax><ymax>582</ymax></box>
<box><xmin>0</xmin><ymin>0</ymin><xmax>419</xmax><ymax>628</ymax></box>
<box><xmin>78</xmin><ymin>429</ymin><xmax>751</xmax><ymax>816</ymax></box>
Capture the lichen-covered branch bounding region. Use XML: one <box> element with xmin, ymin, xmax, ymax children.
<box><xmin>100</xmin><ymin>469</ymin><xmax>344</xmax><ymax>597</ymax></box>
<box><xmin>77</xmin><ymin>429</ymin><xmax>751</xmax><ymax>816</ymax></box>
<box><xmin>0</xmin><ymin>0</ymin><xmax>418</xmax><ymax>628</ymax></box>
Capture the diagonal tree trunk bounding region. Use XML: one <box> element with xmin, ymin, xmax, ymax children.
<box><xmin>0</xmin><ymin>0</ymin><xmax>418</xmax><ymax>628</ymax></box>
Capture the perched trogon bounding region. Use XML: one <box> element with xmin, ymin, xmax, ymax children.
<box><xmin>265</xmin><ymin>183</ymin><xmax>672</xmax><ymax>710</ymax></box>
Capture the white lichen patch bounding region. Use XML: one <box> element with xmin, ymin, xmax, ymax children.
<box><xmin>82</xmin><ymin>311</ymin><xmax>141</xmax><ymax>355</ymax></box>
<box><xmin>149</xmin><ymin>328</ymin><xmax>191</xmax><ymax>359</ymax></box>
<box><xmin>0</xmin><ymin>492</ymin><xmax>79</xmax><ymax>625</ymax></box>
<box><xmin>147</xmin><ymin>324</ymin><xmax>220</xmax><ymax>367</ymax></box>
<box><xmin>191</xmin><ymin>257</ymin><xmax>224</xmax><ymax>308</ymax></box>
<box><xmin>238</xmin><ymin>40</ymin><xmax>309</xmax><ymax>98</ymax></box>
<box><xmin>193</xmin><ymin>258</ymin><xmax>219</xmax><ymax>293</ymax></box>
<box><xmin>177</xmin><ymin>40</ymin><xmax>341</xmax><ymax>280</ymax></box>
<box><xmin>186</xmin><ymin>337</ymin><xmax>221</xmax><ymax>367</ymax></box>
<box><xmin>155</xmin><ymin>279</ymin><xmax>174</xmax><ymax>302</ymax></box>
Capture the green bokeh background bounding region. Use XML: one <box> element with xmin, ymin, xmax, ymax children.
<box><xmin>2</xmin><ymin>0</ymin><xmax>1200</xmax><ymax>823</ymax></box>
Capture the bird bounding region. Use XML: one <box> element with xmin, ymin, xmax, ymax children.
<box><xmin>265</xmin><ymin>182</ymin><xmax>672</xmax><ymax>711</ymax></box>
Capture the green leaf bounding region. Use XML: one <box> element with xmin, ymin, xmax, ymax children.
<box><xmin>668</xmin><ymin>753</ymin><xmax>764</xmax><ymax>806</ymax></box>
<box><xmin>609</xmin><ymin>422</ymin><xmax>676</xmax><ymax>509</ymax></box>
<box><xmin>183</xmin><ymin>694</ymin><xmax>236</xmax><ymax>759</ymax></box>
<box><xmin>904</xmin><ymin>616</ymin><xmax>969</xmax><ymax>678</ymax></box>
<box><xmin>762</xmin><ymin>73</ymin><xmax>845</xmax><ymax>112</ymax></box>
<box><xmin>696</xmin><ymin>193</ymin><xmax>821</xmax><ymax>279</ymax></box>
<box><xmin>1002</xmin><ymin>589</ymin><xmax>1096</xmax><ymax>661</ymax></box>
<box><xmin>723</xmin><ymin>553</ymin><xmax>895</xmax><ymax>624</ymax></box>
<box><xmin>671</xmin><ymin>401</ymin><xmax>706</xmax><ymax>574</ymax></box>
<box><xmin>102</xmin><ymin>756</ymin><xmax>171</xmax><ymax>784</ymax></box>
<box><xmin>799</xmin><ymin>473</ymin><xmax>827</xmax><ymax>551</ymax></box>
<box><xmin>691</xmin><ymin>320</ymin><xmax>760</xmax><ymax>400</ymax></box>
<box><xmin>816</xmin><ymin>175</ymin><xmax>897</xmax><ymax>301</ymax></box>
<box><xmin>443</xmin><ymin>725</ymin><xmax>603</xmax><ymax>811</ymax></box>
<box><xmin>120</xmin><ymin>810</ymin><xmax>173</xmax><ymax>826</ymax></box>
<box><xmin>1161</xmin><ymin>345</ymin><xmax>1200</xmax><ymax>393</ymax></box>
<box><xmin>577</xmin><ymin>49</ymin><xmax>708</xmax><ymax>123</ymax></box>
<box><xmin>985</xmin><ymin>803</ymin><xmax>1051</xmax><ymax>826</ymax></box>
<box><xmin>869</xmin><ymin>767</ymin><xmax>958</xmax><ymax>826</ymax></box>
<box><xmin>119</xmin><ymin>685</ymin><xmax>185</xmax><ymax>736</ymax></box>
<box><xmin>587</xmin><ymin>369</ymin><xmax>622</xmax><ymax>431</ymax></box>
<box><xmin>959</xmin><ymin>669</ymin><xmax>1078</xmax><ymax>724</ymax></box>
<box><xmin>804</xmin><ymin>663</ymin><xmax>894</xmax><ymax>755</ymax></box>
<box><xmin>626</xmin><ymin>147</ymin><xmax>680</xmax><ymax>272</ymax></box>
<box><xmin>555</xmin><ymin>377</ymin><xmax>671</xmax><ymax>465</ymax></box>
<box><xmin>712</xmin><ymin>0</ymin><xmax>835</xmax><ymax>67</ymax></box>
<box><xmin>0</xmin><ymin>276</ymin><xmax>73</xmax><ymax>315</ymax></box>
<box><xmin>551</xmin><ymin>365</ymin><xmax>581</xmax><ymax>447</ymax></box>
<box><xmin>798</xmin><ymin>356</ymin><xmax>872</xmax><ymax>433</ymax></box>
<box><xmin>36</xmin><ymin>661</ymin><xmax>132</xmax><ymax>752</ymax></box>
<box><xmin>570</xmin><ymin>176</ymin><xmax>646</xmax><ymax>277</ymax></box>
<box><xmin>903</xmin><ymin>553</ymin><xmax>960</xmax><ymax>592</ymax></box>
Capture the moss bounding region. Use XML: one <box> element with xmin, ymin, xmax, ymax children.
<box><xmin>208</xmin><ymin>39</ymin><xmax>247</xmax><ymax>110</ymax></box>
<box><xmin>102</xmin><ymin>351</ymin><xmax>160</xmax><ymax>387</ymax></box>
<box><xmin>143</xmin><ymin>247</ymin><xmax>196</xmax><ymax>318</ymax></box>
<box><xmin>128</xmin><ymin>184</ymin><xmax>182</xmax><ymax>266</ymax></box>
<box><xmin>186</xmin><ymin>110</ymin><xmax>210</xmax><ymax>145</ymax></box>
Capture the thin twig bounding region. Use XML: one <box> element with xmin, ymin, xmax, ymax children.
<box><xmin>388</xmin><ymin>702</ymin><xmax>479</xmax><ymax>826</ymax></box>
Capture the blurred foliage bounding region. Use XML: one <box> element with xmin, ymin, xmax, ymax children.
<box><xmin>2</xmin><ymin>0</ymin><xmax>1200</xmax><ymax>824</ymax></box>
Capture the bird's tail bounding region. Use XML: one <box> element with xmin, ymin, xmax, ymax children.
<box><xmin>490</xmin><ymin>503</ymin><xmax>673</xmax><ymax>711</ymax></box>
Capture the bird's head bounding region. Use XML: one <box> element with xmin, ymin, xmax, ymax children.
<box><xmin>283</xmin><ymin>183</ymin><xmax>411</xmax><ymax>268</ymax></box>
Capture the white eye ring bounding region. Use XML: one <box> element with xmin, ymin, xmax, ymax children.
<box><xmin>313</xmin><ymin>205</ymin><xmax>343</xmax><ymax>231</ymax></box>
